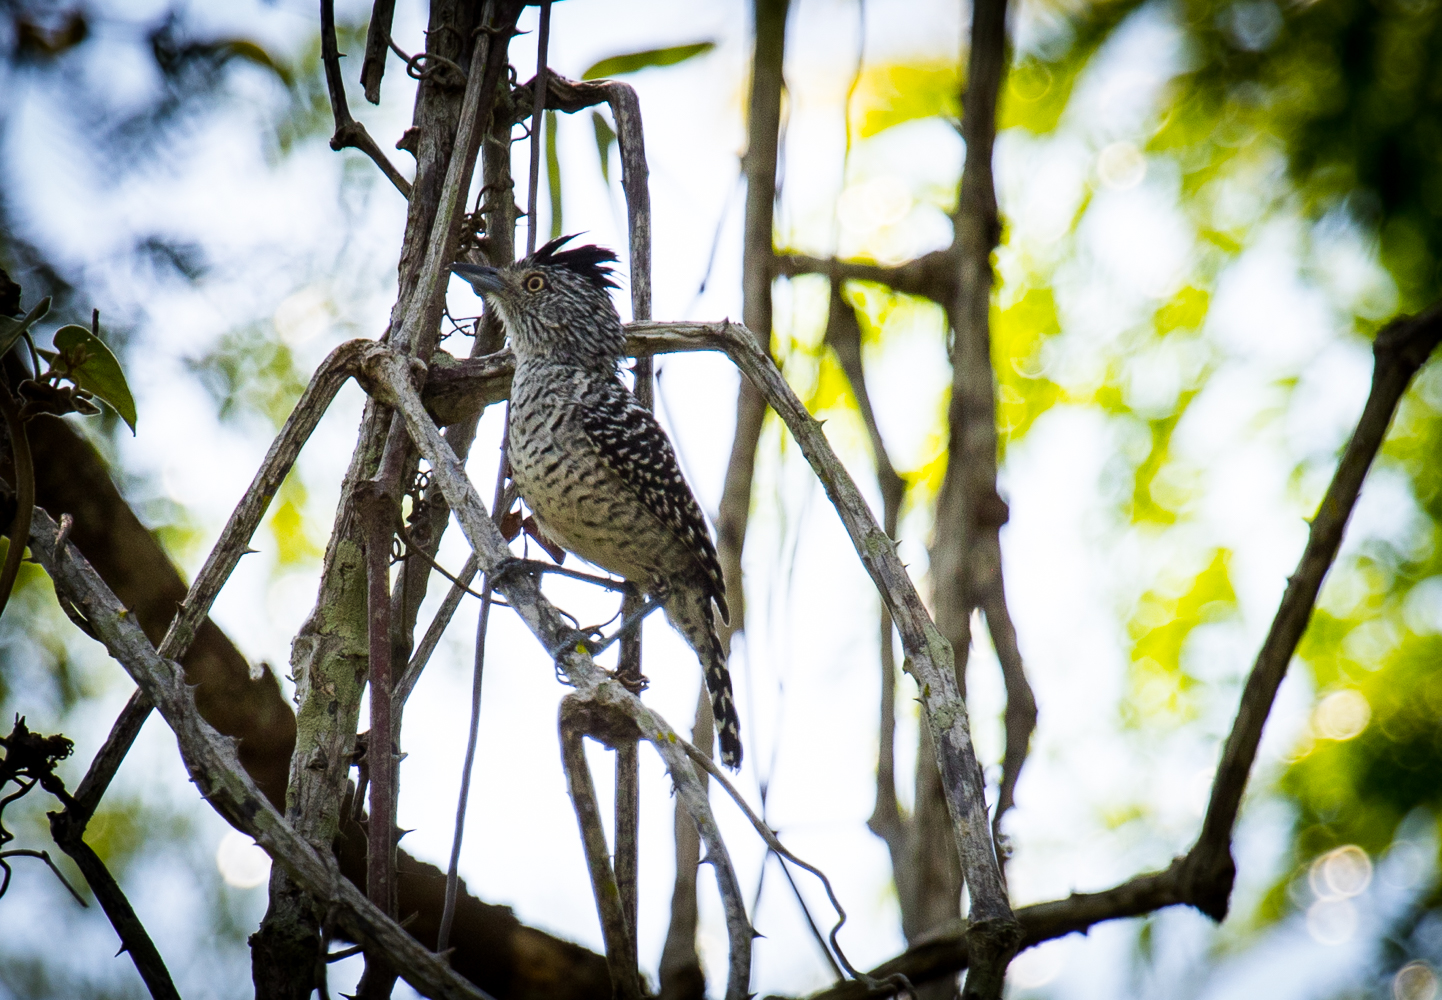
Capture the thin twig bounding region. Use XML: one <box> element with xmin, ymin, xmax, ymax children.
<box><xmin>48</xmin><ymin>814</ymin><xmax>182</xmax><ymax>1000</ymax></box>
<box><xmin>981</xmin><ymin>583</ymin><xmax>1035</xmax><ymax>861</ymax></box>
<box><xmin>437</xmin><ymin>431</ymin><xmax>510</xmax><ymax>953</ymax></box>
<box><xmin>0</xmin><ymin>848</ymin><xmax>86</xmax><ymax>907</ymax></box>
<box><xmin>320</xmin><ymin>0</ymin><xmax>413</xmax><ymax>198</ymax></box>
<box><xmin>611</xmin><ymin>56</ymin><xmax>654</xmax><ymax>985</ymax></box>
<box><xmin>394</xmin><ymin>517</ymin><xmax>487</xmax><ymax>600</ymax></box>
<box><xmin>525</xmin><ymin>2</ymin><xmax>553</xmax><ymax>257</ymax></box>
<box><xmin>560</xmin><ymin>712</ymin><xmax>643</xmax><ymax>1000</ymax></box>
<box><xmin>394</xmin><ymin>553</ymin><xmax>478</xmax><ymax>715</ymax></box>
<box><xmin>682</xmin><ymin>743</ymin><xmax>906</xmax><ymax>995</ymax></box>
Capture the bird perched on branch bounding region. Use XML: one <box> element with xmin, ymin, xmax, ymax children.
<box><xmin>451</xmin><ymin>236</ymin><xmax>742</xmax><ymax>769</ymax></box>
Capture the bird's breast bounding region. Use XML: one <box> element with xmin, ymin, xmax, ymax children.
<box><xmin>506</xmin><ymin>367</ymin><xmax>670</xmax><ymax>583</ymax></box>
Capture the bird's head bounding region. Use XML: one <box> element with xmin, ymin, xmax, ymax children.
<box><xmin>450</xmin><ymin>236</ymin><xmax>624</xmax><ymax>372</ymax></box>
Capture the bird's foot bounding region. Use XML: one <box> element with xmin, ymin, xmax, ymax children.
<box><xmin>586</xmin><ymin>596</ymin><xmax>666</xmax><ymax>658</ymax></box>
<box><xmin>494</xmin><ymin>557</ymin><xmax>630</xmax><ymax>593</ymax></box>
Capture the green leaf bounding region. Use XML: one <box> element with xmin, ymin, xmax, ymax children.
<box><xmin>545</xmin><ymin>110</ymin><xmax>564</xmax><ymax>241</ymax></box>
<box><xmin>591</xmin><ymin>111</ymin><xmax>616</xmax><ymax>186</ymax></box>
<box><xmin>0</xmin><ymin>295</ymin><xmax>52</xmax><ymax>360</ymax></box>
<box><xmin>582</xmin><ymin>42</ymin><xmax>715</xmax><ymax>81</ymax></box>
<box><xmin>48</xmin><ymin>324</ymin><xmax>138</xmax><ymax>433</ymax></box>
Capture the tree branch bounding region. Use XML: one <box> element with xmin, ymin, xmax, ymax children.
<box><xmin>362</xmin><ymin>346</ymin><xmax>756</xmax><ymax>1000</ymax></box>
<box><xmin>559</xmin><ymin>705</ymin><xmax>643</xmax><ymax>1000</ymax></box>
<box><xmin>360</xmin><ymin>0</ymin><xmax>397</xmax><ymax>105</ymax></box>
<box><xmin>19</xmin><ymin>397</ymin><xmax>608</xmax><ymax>995</ymax></box>
<box><xmin>27</xmin><ymin>508</ymin><xmax>497</xmax><ymax>1000</ymax></box>
<box><xmin>400</xmin><ymin>318</ymin><xmax>1016</xmax><ymax>993</ymax></box>
<box><xmin>321</xmin><ymin>0</ymin><xmax>413</xmax><ymax>199</ymax></box>
<box><xmin>1185</xmin><ymin>298</ymin><xmax>1442</xmax><ymax>918</ymax></box>
<box><xmin>801</xmin><ymin>298</ymin><xmax>1442</xmax><ymax>997</ymax></box>
<box><xmin>980</xmin><ymin>584</ymin><xmax>1035</xmax><ymax>857</ymax></box>
<box><xmin>359</xmin><ymin>481</ymin><xmax>400</xmax><ymax>997</ymax></box>
<box><xmin>49</xmin><ymin>809</ymin><xmax>182</xmax><ymax>1000</ymax></box>
<box><xmin>773</xmin><ymin>251</ymin><xmax>955</xmax><ymax>305</ymax></box>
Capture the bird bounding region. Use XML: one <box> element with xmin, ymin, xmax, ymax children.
<box><xmin>451</xmin><ymin>236</ymin><xmax>742</xmax><ymax>769</ymax></box>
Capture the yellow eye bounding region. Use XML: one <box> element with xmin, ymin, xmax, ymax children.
<box><xmin>524</xmin><ymin>274</ymin><xmax>547</xmax><ymax>292</ymax></box>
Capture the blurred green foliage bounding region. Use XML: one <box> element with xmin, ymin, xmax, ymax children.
<box><xmin>825</xmin><ymin>0</ymin><xmax>1442</xmax><ymax>978</ymax></box>
<box><xmin>187</xmin><ymin>324</ymin><xmax>309</xmax><ymax>429</ymax></box>
<box><xmin>582</xmin><ymin>41</ymin><xmax>715</xmax><ymax>81</ymax></box>
<box><xmin>1125</xmin><ymin>548</ymin><xmax>1237</xmax><ymax>725</ymax></box>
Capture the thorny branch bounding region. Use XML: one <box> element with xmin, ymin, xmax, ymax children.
<box><xmin>320</xmin><ymin>0</ymin><xmax>413</xmax><ymax>199</ymax></box>
<box><xmin>364</xmin><ymin>346</ymin><xmax>756</xmax><ymax>1000</ymax></box>
<box><xmin>49</xmin><ymin>812</ymin><xmax>183</xmax><ymax>1000</ymax></box>
<box><xmin>0</xmin><ymin>716</ymin><xmax>179</xmax><ymax>1000</ymax></box>
<box><xmin>17</xmin><ymin>399</ymin><xmax>607</xmax><ymax>993</ymax></box>
<box><xmin>27</xmin><ymin>508</ymin><xmax>499</xmax><ymax>1000</ymax></box>
<box><xmin>368</xmin><ymin>311</ymin><xmax>1018</xmax><ymax>996</ymax></box>
<box><xmin>260</xmin><ymin>3</ymin><xmax>518</xmax><ymax>991</ymax></box>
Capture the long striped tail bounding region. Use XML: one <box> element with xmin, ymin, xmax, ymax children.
<box><xmin>663</xmin><ymin>584</ymin><xmax>743</xmax><ymax>769</ymax></box>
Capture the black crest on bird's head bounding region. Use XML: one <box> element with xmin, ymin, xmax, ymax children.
<box><xmin>449</xmin><ymin>234</ymin><xmax>627</xmax><ymax>372</ymax></box>
<box><xmin>526</xmin><ymin>235</ymin><xmax>620</xmax><ymax>291</ymax></box>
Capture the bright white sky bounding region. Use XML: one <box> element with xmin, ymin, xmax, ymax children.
<box><xmin>2</xmin><ymin>0</ymin><xmax>1430</xmax><ymax>997</ymax></box>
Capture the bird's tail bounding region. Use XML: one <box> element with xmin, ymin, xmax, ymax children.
<box><xmin>663</xmin><ymin>585</ymin><xmax>743</xmax><ymax>769</ymax></box>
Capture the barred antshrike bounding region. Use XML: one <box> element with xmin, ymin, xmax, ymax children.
<box><xmin>451</xmin><ymin>236</ymin><xmax>742</xmax><ymax>768</ymax></box>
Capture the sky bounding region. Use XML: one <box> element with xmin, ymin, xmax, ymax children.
<box><xmin>1</xmin><ymin>0</ymin><xmax>1433</xmax><ymax>998</ymax></box>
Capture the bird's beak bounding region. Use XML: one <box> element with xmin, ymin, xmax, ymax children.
<box><xmin>450</xmin><ymin>263</ymin><xmax>504</xmax><ymax>295</ymax></box>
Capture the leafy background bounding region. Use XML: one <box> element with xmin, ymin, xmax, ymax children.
<box><xmin>2</xmin><ymin>0</ymin><xmax>1441</xmax><ymax>996</ymax></box>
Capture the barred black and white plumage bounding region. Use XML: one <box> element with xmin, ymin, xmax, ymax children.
<box><xmin>451</xmin><ymin>236</ymin><xmax>742</xmax><ymax>768</ymax></box>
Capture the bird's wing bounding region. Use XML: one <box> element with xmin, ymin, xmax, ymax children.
<box><xmin>578</xmin><ymin>377</ymin><xmax>729</xmax><ymax>622</ymax></box>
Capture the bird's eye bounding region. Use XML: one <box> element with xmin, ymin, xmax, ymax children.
<box><xmin>524</xmin><ymin>274</ymin><xmax>547</xmax><ymax>292</ymax></box>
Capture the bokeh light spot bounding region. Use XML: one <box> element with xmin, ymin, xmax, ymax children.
<box><xmin>1096</xmin><ymin>142</ymin><xmax>1146</xmax><ymax>190</ymax></box>
<box><xmin>216</xmin><ymin>830</ymin><xmax>271</xmax><ymax>889</ymax></box>
<box><xmin>1009</xmin><ymin>940</ymin><xmax>1065</xmax><ymax>989</ymax></box>
<box><xmin>1394</xmin><ymin>961</ymin><xmax>1439</xmax><ymax>1000</ymax></box>
<box><xmin>1309</xmin><ymin>845</ymin><xmax>1373</xmax><ymax>901</ymax></box>
<box><xmin>1313</xmin><ymin>689</ymin><xmax>1371</xmax><ymax>740</ymax></box>
<box><xmin>1306</xmin><ymin>898</ymin><xmax>1358</xmax><ymax>945</ymax></box>
<box><xmin>838</xmin><ymin>176</ymin><xmax>912</xmax><ymax>233</ymax></box>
